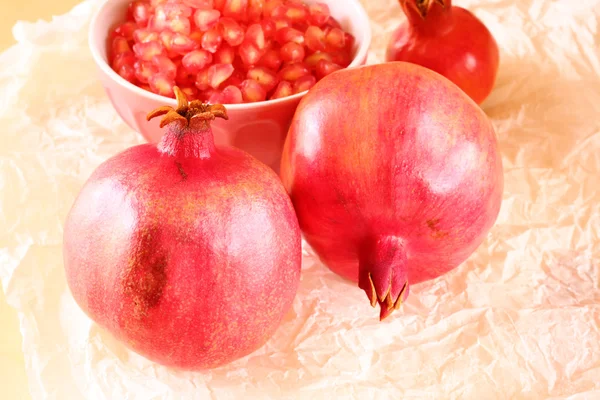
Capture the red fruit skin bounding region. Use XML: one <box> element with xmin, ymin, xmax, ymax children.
<box><xmin>280</xmin><ymin>62</ymin><xmax>503</xmax><ymax>318</ymax></box>
<box><xmin>386</xmin><ymin>0</ymin><xmax>500</xmax><ymax>105</ymax></box>
<box><xmin>64</xmin><ymin>112</ymin><xmax>301</xmax><ymax>369</ymax></box>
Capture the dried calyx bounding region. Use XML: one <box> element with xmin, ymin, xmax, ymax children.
<box><xmin>358</xmin><ymin>236</ymin><xmax>410</xmax><ymax>321</ymax></box>
<box><xmin>404</xmin><ymin>0</ymin><xmax>448</xmax><ymax>18</ymax></box>
<box><xmin>147</xmin><ymin>86</ymin><xmax>228</xmax><ymax>129</ymax></box>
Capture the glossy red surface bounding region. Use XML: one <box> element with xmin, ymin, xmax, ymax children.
<box><xmin>280</xmin><ymin>62</ymin><xmax>503</xmax><ymax>319</ymax></box>
<box><xmin>386</xmin><ymin>0</ymin><xmax>499</xmax><ymax>104</ymax></box>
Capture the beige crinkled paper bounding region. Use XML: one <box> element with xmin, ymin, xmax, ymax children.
<box><xmin>1</xmin><ymin>0</ymin><xmax>599</xmax><ymax>399</ymax></box>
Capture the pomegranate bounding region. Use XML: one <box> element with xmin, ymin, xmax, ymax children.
<box><xmin>386</xmin><ymin>0</ymin><xmax>500</xmax><ymax>104</ymax></box>
<box><xmin>63</xmin><ymin>87</ymin><xmax>302</xmax><ymax>369</ymax></box>
<box><xmin>109</xmin><ymin>0</ymin><xmax>356</xmax><ymax>102</ymax></box>
<box><xmin>280</xmin><ymin>62</ymin><xmax>503</xmax><ymax>320</ymax></box>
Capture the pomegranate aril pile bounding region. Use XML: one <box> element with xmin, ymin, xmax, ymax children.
<box><xmin>109</xmin><ymin>0</ymin><xmax>355</xmax><ymax>102</ymax></box>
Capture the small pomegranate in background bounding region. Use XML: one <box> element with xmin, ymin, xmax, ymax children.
<box><xmin>63</xmin><ymin>88</ymin><xmax>302</xmax><ymax>370</ymax></box>
<box><xmin>386</xmin><ymin>0</ymin><xmax>500</xmax><ymax>104</ymax></box>
<box><xmin>280</xmin><ymin>62</ymin><xmax>503</xmax><ymax>320</ymax></box>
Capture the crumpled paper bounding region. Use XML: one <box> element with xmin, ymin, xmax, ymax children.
<box><xmin>1</xmin><ymin>0</ymin><xmax>599</xmax><ymax>398</ymax></box>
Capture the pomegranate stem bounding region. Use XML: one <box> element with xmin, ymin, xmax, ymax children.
<box><xmin>146</xmin><ymin>87</ymin><xmax>228</xmax><ymax>158</ymax></box>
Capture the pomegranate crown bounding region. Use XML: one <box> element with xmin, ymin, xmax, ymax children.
<box><xmin>146</xmin><ymin>86</ymin><xmax>228</xmax><ymax>129</ymax></box>
<box><xmin>404</xmin><ymin>0</ymin><xmax>448</xmax><ymax>18</ymax></box>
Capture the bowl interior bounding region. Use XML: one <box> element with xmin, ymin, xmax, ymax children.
<box><xmin>89</xmin><ymin>0</ymin><xmax>372</xmax><ymax>108</ymax></box>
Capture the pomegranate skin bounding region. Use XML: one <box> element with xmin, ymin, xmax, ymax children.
<box><xmin>280</xmin><ymin>62</ymin><xmax>503</xmax><ymax>319</ymax></box>
<box><xmin>64</xmin><ymin>101</ymin><xmax>301</xmax><ymax>370</ymax></box>
<box><xmin>386</xmin><ymin>0</ymin><xmax>500</xmax><ymax>105</ymax></box>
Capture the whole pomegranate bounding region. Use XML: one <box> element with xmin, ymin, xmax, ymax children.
<box><xmin>280</xmin><ymin>62</ymin><xmax>503</xmax><ymax>320</ymax></box>
<box><xmin>63</xmin><ymin>88</ymin><xmax>301</xmax><ymax>370</ymax></box>
<box><xmin>386</xmin><ymin>0</ymin><xmax>499</xmax><ymax>104</ymax></box>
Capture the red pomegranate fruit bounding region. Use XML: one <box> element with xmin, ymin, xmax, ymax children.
<box><xmin>386</xmin><ymin>0</ymin><xmax>500</xmax><ymax>104</ymax></box>
<box><xmin>280</xmin><ymin>62</ymin><xmax>503</xmax><ymax>320</ymax></box>
<box><xmin>63</xmin><ymin>87</ymin><xmax>302</xmax><ymax>370</ymax></box>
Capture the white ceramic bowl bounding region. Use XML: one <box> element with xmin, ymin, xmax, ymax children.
<box><xmin>89</xmin><ymin>0</ymin><xmax>372</xmax><ymax>170</ymax></box>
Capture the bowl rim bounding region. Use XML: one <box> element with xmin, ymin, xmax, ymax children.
<box><xmin>88</xmin><ymin>0</ymin><xmax>373</xmax><ymax>110</ymax></box>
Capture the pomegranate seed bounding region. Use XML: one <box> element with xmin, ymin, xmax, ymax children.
<box><xmin>112</xmin><ymin>51</ymin><xmax>134</xmax><ymax>67</ymax></box>
<box><xmin>176</xmin><ymin>65</ymin><xmax>196</xmax><ymax>86</ymax></box>
<box><xmin>246</xmin><ymin>24</ymin><xmax>265</xmax><ymax>50</ymax></box>
<box><xmin>194</xmin><ymin>9</ymin><xmax>220</xmax><ymax>31</ymax></box>
<box><xmin>344</xmin><ymin>32</ymin><xmax>356</xmax><ymax>52</ymax></box>
<box><xmin>280</xmin><ymin>41</ymin><xmax>304</xmax><ymax>63</ymax></box>
<box><xmin>331</xmin><ymin>51</ymin><xmax>352</xmax><ymax>67</ymax></box>
<box><xmin>239</xmin><ymin>42</ymin><xmax>262</xmax><ymax>66</ymax></box>
<box><xmin>150</xmin><ymin>0</ymin><xmax>168</xmax><ymax>6</ymax></box>
<box><xmin>189</xmin><ymin>30</ymin><xmax>204</xmax><ymax>44</ymax></box>
<box><xmin>183</xmin><ymin>0</ymin><xmax>213</xmax><ymax>7</ymax></box>
<box><xmin>130</xmin><ymin>1</ymin><xmax>151</xmax><ymax>27</ymax></box>
<box><xmin>182</xmin><ymin>49</ymin><xmax>213</xmax><ymax>73</ymax></box>
<box><xmin>152</xmin><ymin>55</ymin><xmax>177</xmax><ymax>79</ymax></box>
<box><xmin>326</xmin><ymin>16</ymin><xmax>342</xmax><ymax>30</ymax></box>
<box><xmin>260</xmin><ymin>19</ymin><xmax>276</xmax><ymax>38</ymax></box>
<box><xmin>214</xmin><ymin>44</ymin><xmax>236</xmax><ymax>64</ymax></box>
<box><xmin>202</xmin><ymin>27</ymin><xmax>223</xmax><ymax>53</ymax></box>
<box><xmin>167</xmin><ymin>16</ymin><xmax>192</xmax><ymax>35</ymax></box>
<box><xmin>315</xmin><ymin>59</ymin><xmax>342</xmax><ymax>80</ymax></box>
<box><xmin>112</xmin><ymin>36</ymin><xmax>132</xmax><ymax>58</ymax></box>
<box><xmin>171</xmin><ymin>33</ymin><xmax>199</xmax><ymax>54</ymax></box>
<box><xmin>220</xmin><ymin>18</ymin><xmax>245</xmax><ymax>46</ymax></box>
<box><xmin>292</xmin><ymin>74</ymin><xmax>316</xmax><ymax>93</ymax></box>
<box><xmin>308</xmin><ymin>3</ymin><xmax>330</xmax><ymax>26</ymax></box>
<box><xmin>133</xmin><ymin>29</ymin><xmax>159</xmax><ymax>43</ymax></box>
<box><xmin>149</xmin><ymin>73</ymin><xmax>175</xmax><ymax>97</ymax></box>
<box><xmin>197</xmin><ymin>89</ymin><xmax>216</xmax><ymax>101</ymax></box>
<box><xmin>148</xmin><ymin>13</ymin><xmax>169</xmax><ymax>31</ymax></box>
<box><xmin>275</xmin><ymin>27</ymin><xmax>304</xmax><ymax>45</ymax></box>
<box><xmin>179</xmin><ymin>85</ymin><xmax>199</xmax><ymax>101</ymax></box>
<box><xmin>263</xmin><ymin>0</ymin><xmax>282</xmax><ymax>16</ymax></box>
<box><xmin>240</xmin><ymin>79</ymin><xmax>267</xmax><ymax>102</ymax></box>
<box><xmin>209</xmin><ymin>85</ymin><xmax>243</xmax><ymax>104</ymax></box>
<box><xmin>223</xmin><ymin>0</ymin><xmax>248</xmax><ymax>18</ymax></box>
<box><xmin>222</xmin><ymin>85</ymin><xmax>244</xmax><ymax>103</ymax></box>
<box><xmin>221</xmin><ymin>68</ymin><xmax>245</xmax><ymax>88</ymax></box>
<box><xmin>273</xmin><ymin>18</ymin><xmax>291</xmax><ymax>31</ymax></box>
<box><xmin>304</xmin><ymin>51</ymin><xmax>332</xmax><ymax>68</ymax></box>
<box><xmin>285</xmin><ymin>4</ymin><xmax>308</xmax><ymax>23</ymax></box>
<box><xmin>112</xmin><ymin>52</ymin><xmax>136</xmax><ymax>78</ymax></box>
<box><xmin>247</xmin><ymin>67</ymin><xmax>278</xmax><ymax>92</ymax></box>
<box><xmin>114</xmin><ymin>22</ymin><xmax>137</xmax><ymax>41</ymax></box>
<box><xmin>269</xmin><ymin>80</ymin><xmax>292</xmax><ymax>99</ymax></box>
<box><xmin>116</xmin><ymin>63</ymin><xmax>136</xmax><ymax>83</ymax></box>
<box><xmin>305</xmin><ymin>26</ymin><xmax>326</xmax><ymax>52</ymax></box>
<box><xmin>195</xmin><ymin>68</ymin><xmax>210</xmax><ymax>90</ymax></box>
<box><xmin>160</xmin><ymin>3</ymin><xmax>193</xmax><ymax>18</ymax></box>
<box><xmin>133</xmin><ymin>40</ymin><xmax>165</xmax><ymax>61</ymax></box>
<box><xmin>278</xmin><ymin>62</ymin><xmax>309</xmax><ymax>81</ymax></box>
<box><xmin>248</xmin><ymin>0</ymin><xmax>265</xmax><ymax>21</ymax></box>
<box><xmin>214</xmin><ymin>0</ymin><xmax>226</xmax><ymax>11</ymax></box>
<box><xmin>208</xmin><ymin>63</ymin><xmax>235</xmax><ymax>88</ymax></box>
<box><xmin>134</xmin><ymin>60</ymin><xmax>158</xmax><ymax>83</ymax></box>
<box><xmin>258</xmin><ymin>49</ymin><xmax>282</xmax><ymax>70</ymax></box>
<box><xmin>159</xmin><ymin>30</ymin><xmax>176</xmax><ymax>53</ymax></box>
<box><xmin>325</xmin><ymin>28</ymin><xmax>345</xmax><ymax>49</ymax></box>
<box><xmin>270</xmin><ymin>5</ymin><xmax>288</xmax><ymax>19</ymax></box>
